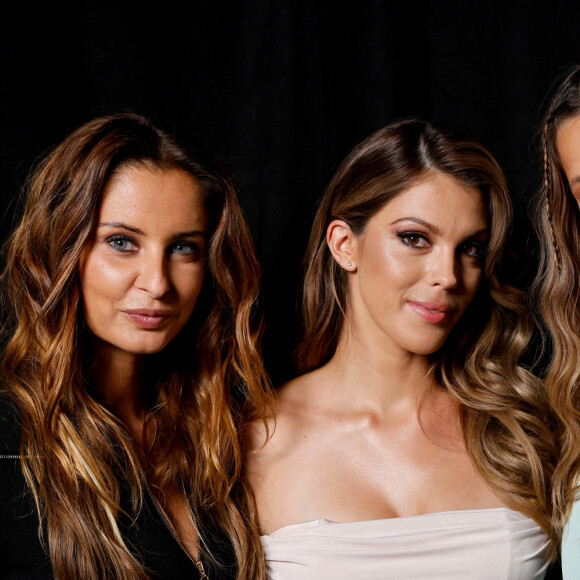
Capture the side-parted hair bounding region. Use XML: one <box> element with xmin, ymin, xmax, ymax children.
<box><xmin>1</xmin><ymin>113</ymin><xmax>272</xmax><ymax>579</ymax></box>
<box><xmin>297</xmin><ymin>118</ymin><xmax>556</xmax><ymax>546</ymax></box>
<box><xmin>534</xmin><ymin>64</ymin><xmax>580</xmax><ymax>536</ymax></box>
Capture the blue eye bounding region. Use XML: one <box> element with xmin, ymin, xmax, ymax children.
<box><xmin>171</xmin><ymin>242</ymin><xmax>201</xmax><ymax>256</ymax></box>
<box><xmin>106</xmin><ymin>235</ymin><xmax>136</xmax><ymax>252</ymax></box>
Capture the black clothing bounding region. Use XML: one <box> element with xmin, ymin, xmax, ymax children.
<box><xmin>546</xmin><ymin>560</ymin><xmax>563</xmax><ymax>580</ymax></box>
<box><xmin>0</xmin><ymin>395</ymin><xmax>236</xmax><ymax>579</ymax></box>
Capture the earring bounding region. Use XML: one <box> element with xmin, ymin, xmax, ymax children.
<box><xmin>346</xmin><ymin>261</ymin><xmax>353</xmax><ymax>267</ymax></box>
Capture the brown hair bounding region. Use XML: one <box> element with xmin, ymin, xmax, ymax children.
<box><xmin>1</xmin><ymin>113</ymin><xmax>272</xmax><ymax>579</ymax></box>
<box><xmin>297</xmin><ymin>118</ymin><xmax>556</xmax><ymax>545</ymax></box>
<box><xmin>534</xmin><ymin>64</ymin><xmax>580</xmax><ymax>537</ymax></box>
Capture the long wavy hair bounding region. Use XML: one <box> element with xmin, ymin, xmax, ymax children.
<box><xmin>296</xmin><ymin>118</ymin><xmax>556</xmax><ymax>545</ymax></box>
<box><xmin>533</xmin><ymin>64</ymin><xmax>580</xmax><ymax>536</ymax></box>
<box><xmin>1</xmin><ymin>113</ymin><xmax>272</xmax><ymax>579</ymax></box>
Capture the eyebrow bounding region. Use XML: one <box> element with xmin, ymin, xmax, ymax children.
<box><xmin>99</xmin><ymin>222</ymin><xmax>208</xmax><ymax>239</ymax></box>
<box><xmin>390</xmin><ymin>217</ymin><xmax>488</xmax><ymax>238</ymax></box>
<box><xmin>390</xmin><ymin>217</ymin><xmax>441</xmax><ymax>234</ymax></box>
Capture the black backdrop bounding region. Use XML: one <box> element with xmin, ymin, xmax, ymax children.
<box><xmin>2</xmin><ymin>1</ymin><xmax>580</xmax><ymax>383</ymax></box>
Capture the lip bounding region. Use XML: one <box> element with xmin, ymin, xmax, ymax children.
<box><xmin>406</xmin><ymin>300</ymin><xmax>454</xmax><ymax>324</ymax></box>
<box><xmin>122</xmin><ymin>309</ymin><xmax>173</xmax><ymax>330</ymax></box>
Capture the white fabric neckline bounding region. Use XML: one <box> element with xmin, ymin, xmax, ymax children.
<box><xmin>265</xmin><ymin>507</ymin><xmax>527</xmax><ymax>538</ymax></box>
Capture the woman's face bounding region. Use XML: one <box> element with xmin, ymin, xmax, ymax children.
<box><xmin>79</xmin><ymin>164</ymin><xmax>209</xmax><ymax>358</ymax></box>
<box><xmin>556</xmin><ymin>114</ymin><xmax>580</xmax><ymax>207</ymax></box>
<box><xmin>346</xmin><ymin>171</ymin><xmax>488</xmax><ymax>356</ymax></box>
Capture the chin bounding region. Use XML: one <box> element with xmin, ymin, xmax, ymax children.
<box><xmin>404</xmin><ymin>335</ymin><xmax>450</xmax><ymax>356</ymax></box>
<box><xmin>114</xmin><ymin>335</ymin><xmax>174</xmax><ymax>356</ymax></box>
<box><xmin>132</xmin><ymin>342</ymin><xmax>172</xmax><ymax>355</ymax></box>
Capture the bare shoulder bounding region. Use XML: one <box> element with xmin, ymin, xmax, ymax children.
<box><xmin>247</xmin><ymin>369</ymin><xmax>322</xmax><ymax>461</ymax></box>
<box><xmin>245</xmin><ymin>368</ymin><xmax>331</xmax><ymax>534</ymax></box>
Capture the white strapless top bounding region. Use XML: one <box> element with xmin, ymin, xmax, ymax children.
<box><xmin>261</xmin><ymin>508</ymin><xmax>549</xmax><ymax>580</ymax></box>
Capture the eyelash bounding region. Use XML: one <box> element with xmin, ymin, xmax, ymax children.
<box><xmin>106</xmin><ymin>234</ymin><xmax>136</xmax><ymax>252</ymax></box>
<box><xmin>396</xmin><ymin>231</ymin><xmax>487</xmax><ymax>258</ymax></box>
<box><xmin>459</xmin><ymin>241</ymin><xmax>487</xmax><ymax>258</ymax></box>
<box><xmin>171</xmin><ymin>241</ymin><xmax>202</xmax><ymax>256</ymax></box>
<box><xmin>396</xmin><ymin>231</ymin><xmax>429</xmax><ymax>248</ymax></box>
<box><xmin>105</xmin><ymin>235</ymin><xmax>202</xmax><ymax>256</ymax></box>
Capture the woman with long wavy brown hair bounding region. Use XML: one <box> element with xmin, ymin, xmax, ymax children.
<box><xmin>534</xmin><ymin>64</ymin><xmax>580</xmax><ymax>578</ymax></box>
<box><xmin>0</xmin><ymin>113</ymin><xmax>272</xmax><ymax>579</ymax></box>
<box><xmin>247</xmin><ymin>118</ymin><xmax>556</xmax><ymax>579</ymax></box>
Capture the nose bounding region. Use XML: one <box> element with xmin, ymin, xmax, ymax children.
<box><xmin>136</xmin><ymin>252</ymin><xmax>171</xmax><ymax>298</ymax></box>
<box><xmin>428</xmin><ymin>247</ymin><xmax>459</xmax><ymax>290</ymax></box>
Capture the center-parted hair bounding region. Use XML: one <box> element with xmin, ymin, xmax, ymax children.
<box><xmin>1</xmin><ymin>113</ymin><xmax>272</xmax><ymax>579</ymax></box>
<box><xmin>297</xmin><ymin>118</ymin><xmax>556</xmax><ymax>547</ymax></box>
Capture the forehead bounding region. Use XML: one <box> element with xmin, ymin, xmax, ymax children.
<box><xmin>376</xmin><ymin>172</ymin><xmax>488</xmax><ymax>231</ymax></box>
<box><xmin>99</xmin><ymin>165</ymin><xmax>208</xmax><ymax>230</ymax></box>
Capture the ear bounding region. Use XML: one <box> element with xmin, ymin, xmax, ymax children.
<box><xmin>326</xmin><ymin>219</ymin><xmax>357</xmax><ymax>272</ymax></box>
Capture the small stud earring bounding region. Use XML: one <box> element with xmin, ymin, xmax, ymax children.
<box><xmin>346</xmin><ymin>261</ymin><xmax>352</xmax><ymax>267</ymax></box>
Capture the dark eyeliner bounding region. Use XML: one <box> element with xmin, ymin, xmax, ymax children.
<box><xmin>460</xmin><ymin>241</ymin><xmax>488</xmax><ymax>258</ymax></box>
<box><xmin>395</xmin><ymin>230</ymin><xmax>429</xmax><ymax>248</ymax></box>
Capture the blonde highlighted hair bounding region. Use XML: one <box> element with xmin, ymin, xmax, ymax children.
<box><xmin>296</xmin><ymin>118</ymin><xmax>556</xmax><ymax>546</ymax></box>
<box><xmin>1</xmin><ymin>113</ymin><xmax>272</xmax><ymax>579</ymax></box>
<box><xmin>533</xmin><ymin>64</ymin><xmax>580</xmax><ymax>538</ymax></box>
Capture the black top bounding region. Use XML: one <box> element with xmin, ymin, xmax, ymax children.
<box><xmin>0</xmin><ymin>395</ymin><xmax>237</xmax><ymax>579</ymax></box>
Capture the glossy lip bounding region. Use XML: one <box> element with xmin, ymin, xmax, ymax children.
<box><xmin>406</xmin><ymin>300</ymin><xmax>454</xmax><ymax>324</ymax></box>
<box><xmin>122</xmin><ymin>308</ymin><xmax>173</xmax><ymax>330</ymax></box>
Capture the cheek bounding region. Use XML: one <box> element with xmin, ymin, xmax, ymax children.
<box><xmin>79</xmin><ymin>251</ymin><xmax>136</xmax><ymax>320</ymax></box>
<box><xmin>466</xmin><ymin>266</ymin><xmax>483</xmax><ymax>293</ymax></box>
<box><xmin>362</xmin><ymin>238</ymin><xmax>401</xmax><ymax>277</ymax></box>
<box><xmin>81</xmin><ymin>258</ymin><xmax>134</xmax><ymax>300</ymax></box>
<box><xmin>175</xmin><ymin>266</ymin><xmax>206</xmax><ymax>312</ymax></box>
<box><xmin>374</xmin><ymin>242</ymin><xmax>422</xmax><ymax>287</ymax></box>
<box><xmin>358</xmin><ymin>241</ymin><xmax>422</xmax><ymax>308</ymax></box>
<box><xmin>458</xmin><ymin>266</ymin><xmax>483</xmax><ymax>312</ymax></box>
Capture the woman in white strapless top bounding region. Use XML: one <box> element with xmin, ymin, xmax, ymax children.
<box><xmin>262</xmin><ymin>509</ymin><xmax>548</xmax><ymax>580</ymax></box>
<box><xmin>247</xmin><ymin>119</ymin><xmax>556</xmax><ymax>579</ymax></box>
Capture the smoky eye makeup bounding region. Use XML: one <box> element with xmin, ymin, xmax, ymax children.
<box><xmin>395</xmin><ymin>230</ymin><xmax>431</xmax><ymax>249</ymax></box>
<box><xmin>460</xmin><ymin>241</ymin><xmax>488</xmax><ymax>258</ymax></box>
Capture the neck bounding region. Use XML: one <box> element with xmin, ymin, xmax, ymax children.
<box><xmin>90</xmin><ymin>341</ymin><xmax>147</xmax><ymax>436</ymax></box>
<box><xmin>324</xmin><ymin>318</ymin><xmax>436</xmax><ymax>415</ymax></box>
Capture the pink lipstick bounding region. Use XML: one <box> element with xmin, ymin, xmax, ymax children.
<box><xmin>123</xmin><ymin>309</ymin><xmax>172</xmax><ymax>329</ymax></box>
<box><xmin>407</xmin><ymin>300</ymin><xmax>453</xmax><ymax>324</ymax></box>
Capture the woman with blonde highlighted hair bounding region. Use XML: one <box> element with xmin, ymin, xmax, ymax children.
<box><xmin>0</xmin><ymin>113</ymin><xmax>272</xmax><ymax>579</ymax></box>
<box><xmin>534</xmin><ymin>64</ymin><xmax>580</xmax><ymax>578</ymax></box>
<box><xmin>248</xmin><ymin>118</ymin><xmax>555</xmax><ymax>579</ymax></box>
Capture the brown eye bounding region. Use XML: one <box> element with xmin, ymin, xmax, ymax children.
<box><xmin>397</xmin><ymin>232</ymin><xmax>429</xmax><ymax>248</ymax></box>
<box><xmin>460</xmin><ymin>242</ymin><xmax>487</xmax><ymax>258</ymax></box>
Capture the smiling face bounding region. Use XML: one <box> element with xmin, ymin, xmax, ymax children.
<box><xmin>339</xmin><ymin>171</ymin><xmax>488</xmax><ymax>356</ymax></box>
<box><xmin>556</xmin><ymin>114</ymin><xmax>580</xmax><ymax>208</ymax></box>
<box><xmin>79</xmin><ymin>164</ymin><xmax>209</xmax><ymax>359</ymax></box>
